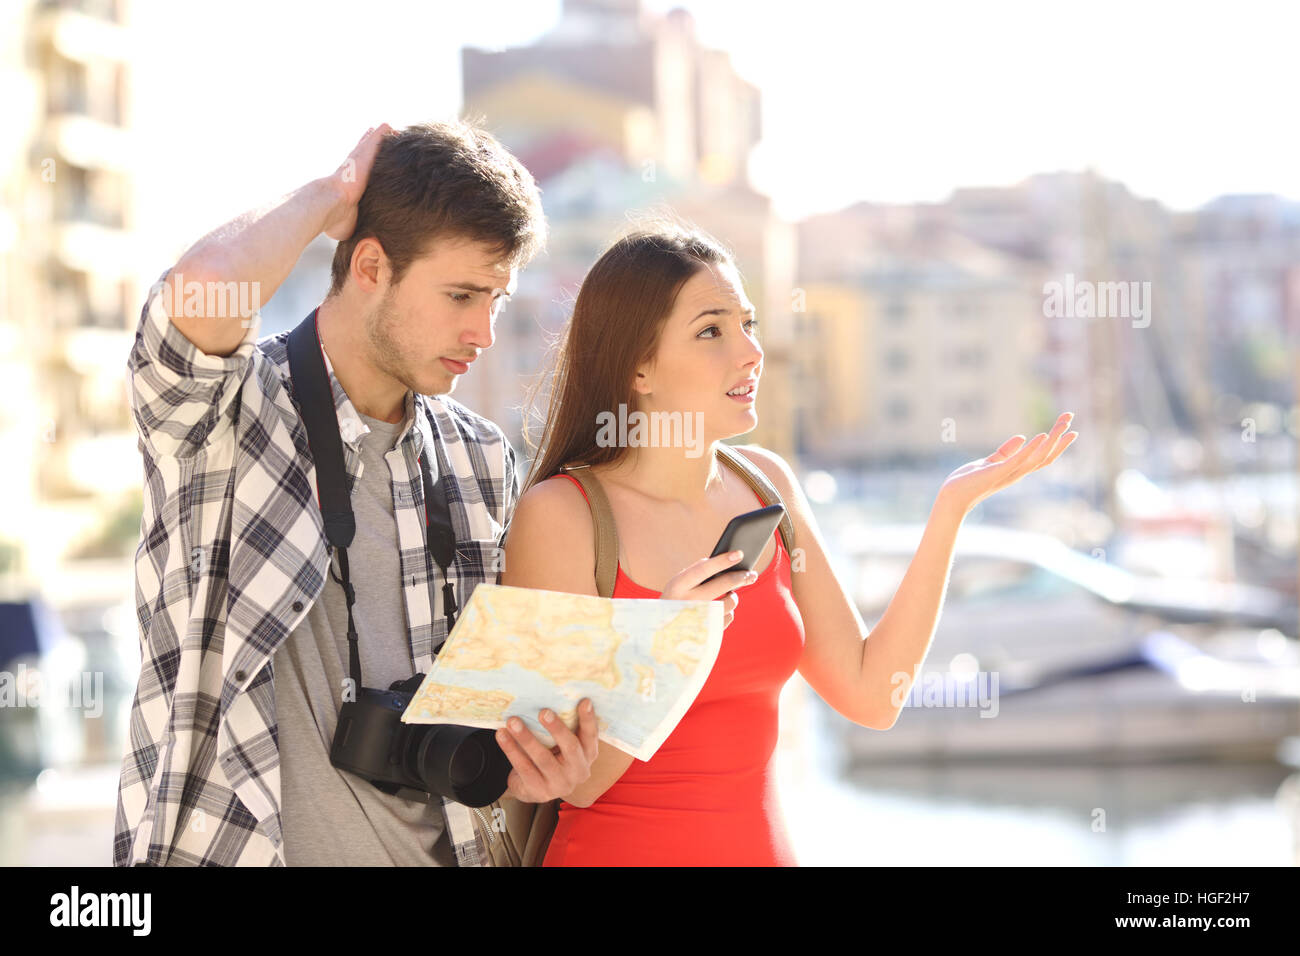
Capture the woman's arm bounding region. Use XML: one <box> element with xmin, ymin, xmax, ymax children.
<box><xmin>737</xmin><ymin>415</ymin><xmax>1076</xmax><ymax>730</ymax></box>
<box><xmin>501</xmin><ymin>477</ymin><xmax>637</xmax><ymax>806</ymax></box>
<box><xmin>734</xmin><ymin>446</ymin><xmax>898</xmax><ymax>728</ymax></box>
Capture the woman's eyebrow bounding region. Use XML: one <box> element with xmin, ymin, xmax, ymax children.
<box><xmin>693</xmin><ymin>304</ymin><xmax>755</xmax><ymax>320</ymax></box>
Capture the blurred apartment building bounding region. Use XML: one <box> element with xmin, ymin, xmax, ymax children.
<box><xmin>795</xmin><ymin>202</ymin><xmax>1043</xmax><ymax>469</ymax></box>
<box><xmin>946</xmin><ymin>172</ymin><xmax>1208</xmax><ymax>505</ymax></box>
<box><xmin>790</xmin><ymin>171</ymin><xmax>1299</xmax><ymax>487</ymax></box>
<box><xmin>942</xmin><ymin>176</ymin><xmax>1300</xmax><ymax>487</ymax></box>
<box><xmin>454</xmin><ymin>0</ymin><xmax>798</xmax><ymax>464</ymax></box>
<box><xmin>0</xmin><ymin>0</ymin><xmax>139</xmax><ymax>592</ymax></box>
<box><xmin>1176</xmin><ymin>195</ymin><xmax>1300</xmax><ymax>414</ymax></box>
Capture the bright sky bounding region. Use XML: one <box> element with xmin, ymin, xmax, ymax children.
<box><xmin>130</xmin><ymin>0</ymin><xmax>1299</xmax><ymax>262</ymax></box>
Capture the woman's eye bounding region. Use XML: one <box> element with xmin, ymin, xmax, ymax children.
<box><xmin>697</xmin><ymin>319</ymin><xmax>758</xmax><ymax>339</ymax></box>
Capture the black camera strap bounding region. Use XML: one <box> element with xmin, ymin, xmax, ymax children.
<box><xmin>420</xmin><ymin>466</ymin><xmax>460</xmax><ymax>646</ymax></box>
<box><xmin>287</xmin><ymin>308</ymin><xmax>457</xmax><ymax>691</ymax></box>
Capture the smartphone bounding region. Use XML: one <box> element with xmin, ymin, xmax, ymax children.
<box><xmin>699</xmin><ymin>504</ymin><xmax>786</xmax><ymax>585</ymax></box>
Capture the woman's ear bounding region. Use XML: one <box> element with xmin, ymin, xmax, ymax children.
<box><xmin>632</xmin><ymin>361</ymin><xmax>653</xmax><ymax>397</ymax></box>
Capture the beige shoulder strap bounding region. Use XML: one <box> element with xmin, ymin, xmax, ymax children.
<box><xmin>564</xmin><ymin>446</ymin><xmax>796</xmax><ymax>599</ymax></box>
<box><xmin>715</xmin><ymin>444</ymin><xmax>797</xmax><ymax>557</ymax></box>
<box><xmin>561</xmin><ymin>464</ymin><xmax>619</xmax><ymax>599</ymax></box>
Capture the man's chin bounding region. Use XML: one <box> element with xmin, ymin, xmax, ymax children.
<box><xmin>412</xmin><ymin>369</ymin><xmax>457</xmax><ymax>398</ymax></box>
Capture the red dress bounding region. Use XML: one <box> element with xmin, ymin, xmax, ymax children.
<box><xmin>542</xmin><ymin>473</ymin><xmax>805</xmax><ymax>866</ymax></box>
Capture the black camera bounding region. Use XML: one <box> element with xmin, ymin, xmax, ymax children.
<box><xmin>329</xmin><ymin>673</ymin><xmax>512</xmax><ymax>807</ymax></box>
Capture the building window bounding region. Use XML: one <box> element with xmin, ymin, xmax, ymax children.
<box><xmin>948</xmin><ymin>346</ymin><xmax>987</xmax><ymax>369</ymax></box>
<box><xmin>951</xmin><ymin>298</ymin><xmax>977</xmax><ymax>321</ymax></box>
<box><xmin>885</xmin><ymin>348</ymin><xmax>909</xmax><ymax>373</ymax></box>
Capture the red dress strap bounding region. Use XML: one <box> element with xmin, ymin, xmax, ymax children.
<box><xmin>555</xmin><ymin>471</ymin><xmax>589</xmax><ymax>502</ymax></box>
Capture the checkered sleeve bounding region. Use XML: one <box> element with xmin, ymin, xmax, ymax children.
<box><xmin>126</xmin><ymin>267</ymin><xmax>261</xmax><ymax>459</ymax></box>
<box><xmin>501</xmin><ymin>438</ymin><xmax>519</xmax><ymax>550</ymax></box>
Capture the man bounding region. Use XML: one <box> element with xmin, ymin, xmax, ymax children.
<box><xmin>114</xmin><ymin>122</ymin><xmax>599</xmax><ymax>866</ymax></box>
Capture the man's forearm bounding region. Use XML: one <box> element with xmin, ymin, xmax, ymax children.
<box><xmin>166</xmin><ymin>176</ymin><xmax>346</xmax><ymax>356</ymax></box>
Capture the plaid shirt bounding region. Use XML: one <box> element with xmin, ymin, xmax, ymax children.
<box><xmin>114</xmin><ymin>270</ymin><xmax>518</xmax><ymax>866</ymax></box>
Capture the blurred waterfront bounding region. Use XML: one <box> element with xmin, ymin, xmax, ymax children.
<box><xmin>776</xmin><ymin>686</ymin><xmax>1299</xmax><ymax>867</ymax></box>
<box><xmin>3</xmin><ymin>663</ymin><xmax>1296</xmax><ymax>866</ymax></box>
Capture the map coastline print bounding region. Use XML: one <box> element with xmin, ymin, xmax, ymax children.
<box><xmin>402</xmin><ymin>584</ymin><xmax>724</xmax><ymax>761</ymax></box>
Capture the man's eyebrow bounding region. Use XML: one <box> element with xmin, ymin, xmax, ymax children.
<box><xmin>445</xmin><ymin>281</ymin><xmax>512</xmax><ymax>295</ymax></box>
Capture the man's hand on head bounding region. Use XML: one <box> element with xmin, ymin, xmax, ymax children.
<box><xmin>324</xmin><ymin>124</ymin><xmax>394</xmax><ymax>241</ymax></box>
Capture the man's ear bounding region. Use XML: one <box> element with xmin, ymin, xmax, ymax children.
<box><xmin>350</xmin><ymin>237</ymin><xmax>386</xmax><ymax>294</ymax></box>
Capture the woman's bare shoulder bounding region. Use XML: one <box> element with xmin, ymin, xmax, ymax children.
<box><xmin>511</xmin><ymin>475</ymin><xmax>595</xmax><ymax>540</ymax></box>
<box><xmin>502</xmin><ymin>474</ymin><xmax>598</xmax><ymax>594</ymax></box>
<box><xmin>730</xmin><ymin>444</ymin><xmax>798</xmax><ymax>501</ymax></box>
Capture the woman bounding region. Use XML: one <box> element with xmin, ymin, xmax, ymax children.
<box><xmin>499</xmin><ymin>223</ymin><xmax>1078</xmax><ymax>866</ymax></box>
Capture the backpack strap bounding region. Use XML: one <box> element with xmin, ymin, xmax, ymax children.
<box><xmin>561</xmin><ymin>463</ymin><xmax>619</xmax><ymax>599</ymax></box>
<box><xmin>715</xmin><ymin>444</ymin><xmax>797</xmax><ymax>558</ymax></box>
<box><xmin>562</xmin><ymin>445</ymin><xmax>797</xmax><ymax>599</ymax></box>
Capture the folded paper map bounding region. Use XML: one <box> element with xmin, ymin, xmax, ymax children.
<box><xmin>401</xmin><ymin>583</ymin><xmax>723</xmax><ymax>761</ymax></box>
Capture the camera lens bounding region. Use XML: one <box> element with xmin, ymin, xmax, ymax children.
<box><xmin>399</xmin><ymin>724</ymin><xmax>511</xmax><ymax>807</ymax></box>
<box><xmin>449</xmin><ymin>736</ymin><xmax>486</xmax><ymax>786</ymax></box>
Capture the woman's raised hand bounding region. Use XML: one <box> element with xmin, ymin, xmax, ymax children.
<box><xmin>660</xmin><ymin>551</ymin><xmax>757</xmax><ymax>629</ymax></box>
<box><xmin>939</xmin><ymin>411</ymin><xmax>1079</xmax><ymax>514</ymax></box>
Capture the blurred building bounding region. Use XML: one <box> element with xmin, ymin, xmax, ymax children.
<box><xmin>1</xmin><ymin>0</ymin><xmax>139</xmax><ymax>592</ymax></box>
<box><xmin>457</xmin><ymin>0</ymin><xmax>797</xmax><ymax>463</ymax></box>
<box><xmin>796</xmin><ymin>205</ymin><xmax>1042</xmax><ymax>467</ymax></box>
<box><xmin>792</xmin><ymin>172</ymin><xmax>1289</xmax><ymax>486</ymax></box>
<box><xmin>462</xmin><ymin>0</ymin><xmax>760</xmax><ymax>189</ymax></box>
<box><xmin>1177</xmin><ymin>194</ymin><xmax>1300</xmax><ymax>411</ymax></box>
<box><xmin>944</xmin><ymin>171</ymin><xmax>1204</xmax><ymax>504</ymax></box>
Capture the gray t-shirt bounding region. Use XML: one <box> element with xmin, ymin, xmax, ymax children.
<box><xmin>274</xmin><ymin>409</ymin><xmax>455</xmax><ymax>866</ymax></box>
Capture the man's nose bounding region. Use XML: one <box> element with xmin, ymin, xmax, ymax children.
<box><xmin>465</xmin><ymin>299</ymin><xmax>496</xmax><ymax>350</ymax></box>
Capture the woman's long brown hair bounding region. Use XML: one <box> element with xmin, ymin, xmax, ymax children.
<box><xmin>521</xmin><ymin>220</ymin><xmax>735</xmax><ymax>493</ymax></box>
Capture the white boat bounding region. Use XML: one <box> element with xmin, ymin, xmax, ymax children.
<box><xmin>829</xmin><ymin>523</ymin><xmax>1300</xmax><ymax>763</ymax></box>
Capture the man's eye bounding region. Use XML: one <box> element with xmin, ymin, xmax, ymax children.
<box><xmin>449</xmin><ymin>292</ymin><xmax>472</xmax><ymax>303</ymax></box>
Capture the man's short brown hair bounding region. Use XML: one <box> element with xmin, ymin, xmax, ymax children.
<box><xmin>328</xmin><ymin>118</ymin><xmax>547</xmax><ymax>296</ymax></box>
